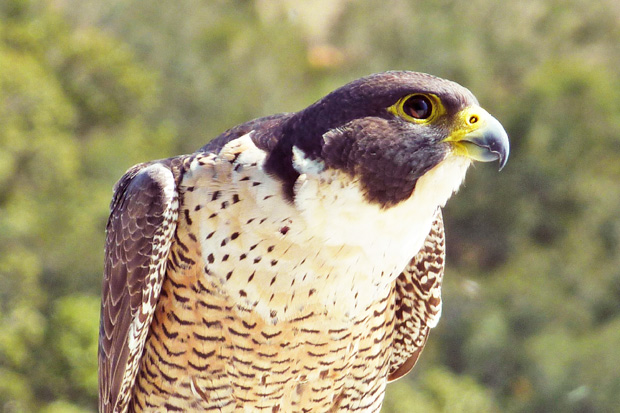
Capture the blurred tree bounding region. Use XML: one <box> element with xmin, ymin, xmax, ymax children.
<box><xmin>57</xmin><ymin>0</ymin><xmax>336</xmax><ymax>155</ymax></box>
<box><xmin>0</xmin><ymin>0</ymin><xmax>174</xmax><ymax>410</ymax></box>
<box><xmin>382</xmin><ymin>367</ymin><xmax>499</xmax><ymax>413</ymax></box>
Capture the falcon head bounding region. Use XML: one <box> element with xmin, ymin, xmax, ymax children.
<box><xmin>260</xmin><ymin>71</ymin><xmax>509</xmax><ymax>208</ymax></box>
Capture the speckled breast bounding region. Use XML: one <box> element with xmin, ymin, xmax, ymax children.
<box><xmin>128</xmin><ymin>142</ymin><xmax>403</xmax><ymax>412</ymax></box>
<box><xmin>130</xmin><ymin>236</ymin><xmax>398</xmax><ymax>412</ymax></box>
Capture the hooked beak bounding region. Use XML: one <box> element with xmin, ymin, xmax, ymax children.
<box><xmin>445</xmin><ymin>107</ymin><xmax>510</xmax><ymax>170</ymax></box>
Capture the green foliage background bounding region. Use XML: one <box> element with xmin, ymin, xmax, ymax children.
<box><xmin>0</xmin><ymin>0</ymin><xmax>619</xmax><ymax>411</ymax></box>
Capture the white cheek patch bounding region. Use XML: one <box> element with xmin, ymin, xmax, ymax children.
<box><xmin>292</xmin><ymin>145</ymin><xmax>325</xmax><ymax>175</ymax></box>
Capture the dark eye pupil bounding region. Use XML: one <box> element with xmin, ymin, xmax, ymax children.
<box><xmin>403</xmin><ymin>95</ymin><xmax>432</xmax><ymax>119</ymax></box>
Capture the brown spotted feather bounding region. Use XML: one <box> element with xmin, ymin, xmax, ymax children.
<box><xmin>99</xmin><ymin>159</ymin><xmax>186</xmax><ymax>413</ymax></box>
<box><xmin>388</xmin><ymin>208</ymin><xmax>445</xmax><ymax>381</ymax></box>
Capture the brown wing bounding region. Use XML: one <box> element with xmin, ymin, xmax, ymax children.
<box><xmin>388</xmin><ymin>208</ymin><xmax>445</xmax><ymax>381</ymax></box>
<box><xmin>98</xmin><ymin>162</ymin><xmax>179</xmax><ymax>413</ymax></box>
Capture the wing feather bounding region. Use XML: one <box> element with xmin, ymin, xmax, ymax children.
<box><xmin>388</xmin><ymin>208</ymin><xmax>445</xmax><ymax>381</ymax></box>
<box><xmin>98</xmin><ymin>162</ymin><xmax>179</xmax><ymax>413</ymax></box>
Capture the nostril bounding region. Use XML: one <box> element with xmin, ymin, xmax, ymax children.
<box><xmin>469</xmin><ymin>115</ymin><xmax>479</xmax><ymax>124</ymax></box>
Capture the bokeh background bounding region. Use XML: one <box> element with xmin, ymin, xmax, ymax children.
<box><xmin>1</xmin><ymin>0</ymin><xmax>620</xmax><ymax>411</ymax></box>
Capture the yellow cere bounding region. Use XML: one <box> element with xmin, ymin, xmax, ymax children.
<box><xmin>442</xmin><ymin>106</ymin><xmax>487</xmax><ymax>141</ymax></box>
<box><xmin>442</xmin><ymin>106</ymin><xmax>491</xmax><ymax>157</ymax></box>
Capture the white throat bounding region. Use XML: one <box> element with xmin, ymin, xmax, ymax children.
<box><xmin>292</xmin><ymin>145</ymin><xmax>471</xmax><ymax>277</ymax></box>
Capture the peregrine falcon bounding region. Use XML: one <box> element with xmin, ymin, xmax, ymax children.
<box><xmin>99</xmin><ymin>71</ymin><xmax>509</xmax><ymax>412</ymax></box>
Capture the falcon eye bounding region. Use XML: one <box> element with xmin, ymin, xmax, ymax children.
<box><xmin>388</xmin><ymin>93</ymin><xmax>442</xmax><ymax>123</ymax></box>
<box><xmin>402</xmin><ymin>95</ymin><xmax>433</xmax><ymax>120</ymax></box>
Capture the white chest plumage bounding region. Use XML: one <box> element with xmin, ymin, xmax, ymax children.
<box><xmin>181</xmin><ymin>132</ymin><xmax>470</xmax><ymax>323</ymax></box>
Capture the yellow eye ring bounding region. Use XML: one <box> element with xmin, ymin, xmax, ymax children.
<box><xmin>388</xmin><ymin>93</ymin><xmax>443</xmax><ymax>124</ymax></box>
